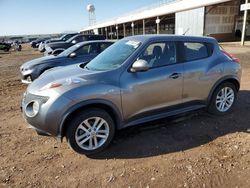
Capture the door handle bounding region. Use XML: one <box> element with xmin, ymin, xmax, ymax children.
<box><xmin>169</xmin><ymin>73</ymin><xmax>181</xmax><ymax>79</ymax></box>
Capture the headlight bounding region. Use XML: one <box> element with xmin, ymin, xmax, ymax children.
<box><xmin>39</xmin><ymin>77</ymin><xmax>84</xmax><ymax>91</ymax></box>
<box><xmin>21</xmin><ymin>67</ymin><xmax>30</xmax><ymax>72</ymax></box>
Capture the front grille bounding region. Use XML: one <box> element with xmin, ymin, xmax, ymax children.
<box><xmin>23</xmin><ymin>92</ymin><xmax>49</xmax><ymax>104</ymax></box>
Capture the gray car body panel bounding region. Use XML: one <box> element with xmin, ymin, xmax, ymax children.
<box><xmin>21</xmin><ymin>35</ymin><xmax>241</xmax><ymax>138</ymax></box>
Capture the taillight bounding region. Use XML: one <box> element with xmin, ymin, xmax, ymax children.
<box><xmin>222</xmin><ymin>49</ymin><xmax>240</xmax><ymax>64</ymax></box>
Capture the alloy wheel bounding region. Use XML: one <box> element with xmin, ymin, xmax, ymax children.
<box><xmin>75</xmin><ymin>117</ymin><xmax>110</xmax><ymax>150</ymax></box>
<box><xmin>215</xmin><ymin>87</ymin><xmax>235</xmax><ymax>112</ymax></box>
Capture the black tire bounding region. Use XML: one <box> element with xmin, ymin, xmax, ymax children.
<box><xmin>207</xmin><ymin>82</ymin><xmax>237</xmax><ymax>115</ymax></box>
<box><xmin>40</xmin><ymin>48</ymin><xmax>45</xmax><ymax>53</ymax></box>
<box><xmin>66</xmin><ymin>108</ymin><xmax>115</xmax><ymax>155</ymax></box>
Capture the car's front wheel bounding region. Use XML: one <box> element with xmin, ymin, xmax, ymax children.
<box><xmin>208</xmin><ymin>82</ymin><xmax>237</xmax><ymax>115</ymax></box>
<box><xmin>66</xmin><ymin>108</ymin><xmax>115</xmax><ymax>155</ymax></box>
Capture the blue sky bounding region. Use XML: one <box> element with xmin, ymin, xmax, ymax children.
<box><xmin>0</xmin><ymin>0</ymin><xmax>157</xmax><ymax>36</ymax></box>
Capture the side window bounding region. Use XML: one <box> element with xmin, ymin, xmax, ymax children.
<box><xmin>75</xmin><ymin>43</ymin><xmax>99</xmax><ymax>56</ymax></box>
<box><xmin>100</xmin><ymin>43</ymin><xmax>112</xmax><ymax>52</ymax></box>
<box><xmin>183</xmin><ymin>42</ymin><xmax>209</xmax><ymax>61</ymax></box>
<box><xmin>139</xmin><ymin>42</ymin><xmax>176</xmax><ymax>68</ymax></box>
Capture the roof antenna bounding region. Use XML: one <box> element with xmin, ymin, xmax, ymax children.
<box><xmin>183</xmin><ymin>28</ymin><xmax>190</xmax><ymax>35</ymax></box>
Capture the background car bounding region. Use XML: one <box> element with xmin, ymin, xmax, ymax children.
<box><xmin>0</xmin><ymin>42</ymin><xmax>11</xmax><ymax>51</ymax></box>
<box><xmin>44</xmin><ymin>34</ymin><xmax>105</xmax><ymax>55</ymax></box>
<box><xmin>20</xmin><ymin>40</ymin><xmax>113</xmax><ymax>83</ymax></box>
<box><xmin>11</xmin><ymin>41</ymin><xmax>22</xmax><ymax>51</ymax></box>
<box><xmin>30</xmin><ymin>38</ymin><xmax>50</xmax><ymax>48</ymax></box>
<box><xmin>21</xmin><ymin>35</ymin><xmax>241</xmax><ymax>155</ymax></box>
<box><xmin>38</xmin><ymin>33</ymin><xmax>78</xmax><ymax>52</ymax></box>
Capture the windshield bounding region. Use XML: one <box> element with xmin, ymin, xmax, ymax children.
<box><xmin>86</xmin><ymin>40</ymin><xmax>141</xmax><ymax>71</ymax></box>
<box><xmin>58</xmin><ymin>43</ymin><xmax>81</xmax><ymax>57</ymax></box>
<box><xmin>59</xmin><ymin>34</ymin><xmax>67</xmax><ymax>40</ymax></box>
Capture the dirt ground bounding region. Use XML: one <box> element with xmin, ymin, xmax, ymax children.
<box><xmin>0</xmin><ymin>44</ymin><xmax>250</xmax><ymax>188</ymax></box>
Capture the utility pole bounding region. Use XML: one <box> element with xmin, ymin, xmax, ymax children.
<box><xmin>241</xmin><ymin>0</ymin><xmax>249</xmax><ymax>46</ymax></box>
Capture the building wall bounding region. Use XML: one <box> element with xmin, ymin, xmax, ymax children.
<box><xmin>204</xmin><ymin>0</ymin><xmax>240</xmax><ymax>41</ymax></box>
<box><xmin>175</xmin><ymin>7</ymin><xmax>205</xmax><ymax>36</ymax></box>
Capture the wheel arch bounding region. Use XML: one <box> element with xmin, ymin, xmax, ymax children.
<box><xmin>207</xmin><ymin>76</ymin><xmax>240</xmax><ymax>104</ymax></box>
<box><xmin>58</xmin><ymin>99</ymin><xmax>123</xmax><ymax>139</ymax></box>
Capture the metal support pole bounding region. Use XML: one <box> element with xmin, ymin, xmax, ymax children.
<box><xmin>105</xmin><ymin>27</ymin><xmax>108</xmax><ymax>39</ymax></box>
<box><xmin>156</xmin><ymin>17</ymin><xmax>160</xmax><ymax>35</ymax></box>
<box><xmin>131</xmin><ymin>22</ymin><xmax>134</xmax><ymax>36</ymax></box>
<box><xmin>116</xmin><ymin>25</ymin><xmax>119</xmax><ymax>40</ymax></box>
<box><xmin>110</xmin><ymin>26</ymin><xmax>113</xmax><ymax>40</ymax></box>
<box><xmin>143</xmin><ymin>19</ymin><xmax>145</xmax><ymax>35</ymax></box>
<box><xmin>123</xmin><ymin>23</ymin><xmax>126</xmax><ymax>37</ymax></box>
<box><xmin>241</xmin><ymin>0</ymin><xmax>248</xmax><ymax>46</ymax></box>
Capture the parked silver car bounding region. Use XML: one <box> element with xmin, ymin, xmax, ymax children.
<box><xmin>21</xmin><ymin>35</ymin><xmax>241</xmax><ymax>155</ymax></box>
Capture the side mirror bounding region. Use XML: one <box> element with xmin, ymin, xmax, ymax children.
<box><xmin>130</xmin><ymin>59</ymin><xmax>149</xmax><ymax>72</ymax></box>
<box><xmin>69</xmin><ymin>52</ymin><xmax>76</xmax><ymax>58</ymax></box>
<box><xmin>72</xmin><ymin>40</ymin><xmax>76</xmax><ymax>44</ymax></box>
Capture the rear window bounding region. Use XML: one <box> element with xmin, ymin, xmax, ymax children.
<box><xmin>183</xmin><ymin>42</ymin><xmax>211</xmax><ymax>61</ymax></box>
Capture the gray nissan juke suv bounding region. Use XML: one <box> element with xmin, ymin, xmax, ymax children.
<box><xmin>21</xmin><ymin>35</ymin><xmax>241</xmax><ymax>155</ymax></box>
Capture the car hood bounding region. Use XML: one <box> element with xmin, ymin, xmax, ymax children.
<box><xmin>21</xmin><ymin>55</ymin><xmax>64</xmax><ymax>68</ymax></box>
<box><xmin>27</xmin><ymin>63</ymin><xmax>104</xmax><ymax>94</ymax></box>
<box><xmin>46</xmin><ymin>41</ymin><xmax>71</xmax><ymax>50</ymax></box>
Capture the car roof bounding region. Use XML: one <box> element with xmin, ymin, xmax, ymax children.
<box><xmin>124</xmin><ymin>34</ymin><xmax>217</xmax><ymax>44</ymax></box>
<box><xmin>76</xmin><ymin>40</ymin><xmax>114</xmax><ymax>46</ymax></box>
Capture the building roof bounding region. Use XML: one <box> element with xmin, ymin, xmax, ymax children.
<box><xmin>80</xmin><ymin>0</ymin><xmax>231</xmax><ymax>32</ymax></box>
<box><xmin>123</xmin><ymin>34</ymin><xmax>218</xmax><ymax>43</ymax></box>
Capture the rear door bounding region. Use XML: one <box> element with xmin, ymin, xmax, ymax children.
<box><xmin>181</xmin><ymin>41</ymin><xmax>220</xmax><ymax>102</ymax></box>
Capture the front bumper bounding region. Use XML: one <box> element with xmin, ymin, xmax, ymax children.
<box><xmin>20</xmin><ymin>69</ymin><xmax>33</xmax><ymax>84</ymax></box>
<box><xmin>38</xmin><ymin>44</ymin><xmax>45</xmax><ymax>52</ymax></box>
<box><xmin>44</xmin><ymin>46</ymin><xmax>53</xmax><ymax>56</ymax></box>
<box><xmin>21</xmin><ymin>79</ymin><xmax>32</xmax><ymax>84</ymax></box>
<box><xmin>20</xmin><ymin>67</ymin><xmax>40</xmax><ymax>84</ymax></box>
<box><xmin>21</xmin><ymin>91</ymin><xmax>74</xmax><ymax>138</ymax></box>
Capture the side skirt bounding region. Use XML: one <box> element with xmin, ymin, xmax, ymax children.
<box><xmin>121</xmin><ymin>103</ymin><xmax>206</xmax><ymax>129</ymax></box>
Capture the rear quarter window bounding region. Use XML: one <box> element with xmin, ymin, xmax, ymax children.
<box><xmin>183</xmin><ymin>42</ymin><xmax>212</xmax><ymax>61</ymax></box>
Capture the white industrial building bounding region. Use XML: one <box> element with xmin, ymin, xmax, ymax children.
<box><xmin>80</xmin><ymin>0</ymin><xmax>249</xmax><ymax>41</ymax></box>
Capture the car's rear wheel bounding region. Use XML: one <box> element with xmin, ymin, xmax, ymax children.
<box><xmin>66</xmin><ymin>108</ymin><xmax>115</xmax><ymax>155</ymax></box>
<box><xmin>208</xmin><ymin>82</ymin><xmax>237</xmax><ymax>115</ymax></box>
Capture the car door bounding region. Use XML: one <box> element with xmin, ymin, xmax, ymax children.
<box><xmin>180</xmin><ymin>42</ymin><xmax>218</xmax><ymax>103</ymax></box>
<box><xmin>120</xmin><ymin>41</ymin><xmax>184</xmax><ymax>120</ymax></box>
